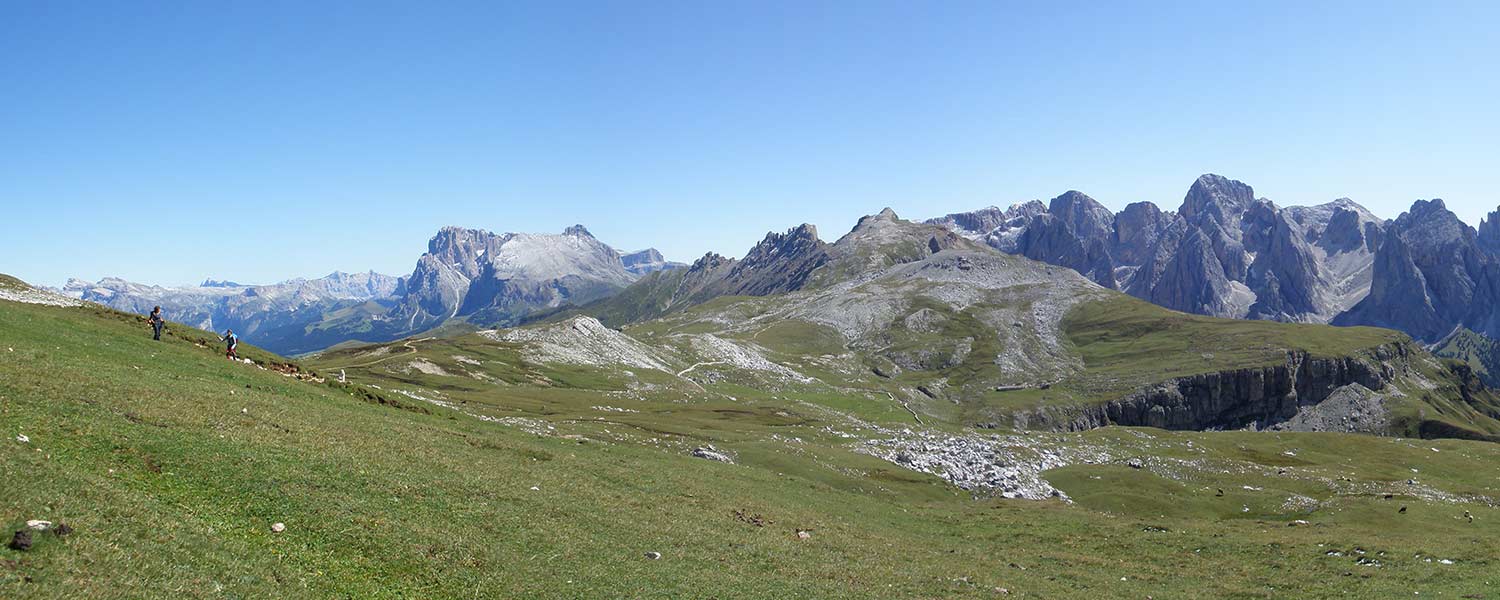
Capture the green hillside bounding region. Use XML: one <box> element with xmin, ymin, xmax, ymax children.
<box><xmin>1433</xmin><ymin>327</ymin><xmax>1500</xmax><ymax>386</ymax></box>
<box><xmin>6</xmin><ymin>285</ymin><xmax>1500</xmax><ymax>598</ymax></box>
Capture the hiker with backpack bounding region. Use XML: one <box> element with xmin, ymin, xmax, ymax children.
<box><xmin>219</xmin><ymin>329</ymin><xmax>240</xmax><ymax>360</ymax></box>
<box><xmin>148</xmin><ymin>306</ymin><xmax>165</xmax><ymax>341</ymax></box>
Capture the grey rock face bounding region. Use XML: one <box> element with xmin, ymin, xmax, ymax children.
<box><xmin>1479</xmin><ymin>209</ymin><xmax>1500</xmax><ymax>256</ymax></box>
<box><xmin>1336</xmin><ymin>200</ymin><xmax>1500</xmax><ymax>342</ymax></box>
<box><xmin>1318</xmin><ymin>205</ymin><xmax>1381</xmax><ymax>254</ymax></box>
<box><xmin>1181</xmin><ymin>173</ymin><xmax>1257</xmax><ymax>230</ymax></box>
<box><xmin>1013</xmin><ymin>213</ymin><xmax>1116</xmax><ymax>289</ymax></box>
<box><xmin>393</xmin><ymin>225</ymin><xmax>639</xmax><ymax>332</ymax></box>
<box><xmin>1048</xmin><ymin>190</ymin><xmax>1116</xmax><ymax>243</ymax></box>
<box><xmin>620</xmin><ymin>248</ymin><xmax>685</xmax><ymax>276</ymax></box>
<box><xmin>1244</xmin><ymin>204</ymin><xmax>1325</xmax><ymax>321</ymax></box>
<box><xmin>1112</xmin><ymin>201</ymin><xmax>1172</xmax><ymax>267</ymax></box>
<box><xmin>1146</xmin><ymin>227</ymin><xmax>1238</xmax><ymax>316</ymax></box>
<box><xmin>930</xmin><ymin>174</ymin><xmax>1394</xmax><ymax>324</ymax></box>
<box><xmin>715</xmin><ymin>224</ymin><xmax>829</xmax><ymax>296</ymax></box>
<box><xmin>1016</xmin><ymin>343</ymin><xmax>1411</xmax><ymax>432</ymax></box>
<box><xmin>926</xmin><ymin>201</ymin><xmax>1046</xmax><ymax>251</ymax></box>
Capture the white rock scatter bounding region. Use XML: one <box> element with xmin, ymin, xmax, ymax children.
<box><xmin>402</xmin><ymin>358</ymin><xmax>451</xmax><ymax>376</ymax></box>
<box><xmin>677</xmin><ymin>334</ymin><xmax>813</xmax><ymax>383</ymax></box>
<box><xmin>691</xmin><ymin>445</ymin><xmax>735</xmax><ymax>463</ymax></box>
<box><xmin>490</xmin><ymin>316</ymin><xmax>671</xmax><ymax>372</ymax></box>
<box><xmin>0</xmin><ymin>284</ymin><xmax>85</xmax><ymax>307</ymax></box>
<box><xmin>859</xmin><ymin>429</ymin><xmax>1116</xmax><ymax>500</ymax></box>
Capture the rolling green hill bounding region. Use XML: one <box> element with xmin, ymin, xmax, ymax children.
<box><xmin>8</xmin><ymin>274</ymin><xmax>1500</xmax><ymax>598</ymax></box>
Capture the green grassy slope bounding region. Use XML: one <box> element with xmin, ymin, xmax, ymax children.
<box><xmin>6</xmin><ymin>296</ymin><xmax>1500</xmax><ymax>598</ymax></box>
<box><xmin>589</xmin><ymin>284</ymin><xmax>1500</xmax><ymax>438</ymax></box>
<box><xmin>556</xmin><ymin>267</ymin><xmax>692</xmax><ymax>328</ymax></box>
<box><xmin>1433</xmin><ymin>327</ymin><xmax>1500</xmax><ymax>387</ymax></box>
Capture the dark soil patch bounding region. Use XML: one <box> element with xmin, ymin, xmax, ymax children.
<box><xmin>8</xmin><ymin>530</ymin><xmax>32</xmax><ymax>551</ymax></box>
<box><xmin>733</xmin><ymin>509</ymin><xmax>770</xmax><ymax>527</ymax></box>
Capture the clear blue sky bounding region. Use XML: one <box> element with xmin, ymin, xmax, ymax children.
<box><xmin>3</xmin><ymin>0</ymin><xmax>1498</xmax><ymax>287</ymax></box>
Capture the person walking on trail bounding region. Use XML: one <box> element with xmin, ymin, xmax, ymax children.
<box><xmin>219</xmin><ymin>329</ymin><xmax>240</xmax><ymax>360</ymax></box>
<box><xmin>148</xmin><ymin>306</ymin><xmax>165</xmax><ymax>341</ymax></box>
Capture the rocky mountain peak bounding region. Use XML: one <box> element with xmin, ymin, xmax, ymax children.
<box><xmin>627</xmin><ymin>248</ymin><xmax>664</xmax><ymax>263</ymax></box>
<box><xmin>429</xmin><ymin>226</ymin><xmax>494</xmax><ymax>255</ymax></box>
<box><xmin>1479</xmin><ymin>208</ymin><xmax>1500</xmax><ymax>255</ymax></box>
<box><xmin>689</xmin><ymin>252</ymin><xmax>734</xmax><ymax>273</ymax></box>
<box><xmin>853</xmin><ymin>208</ymin><xmax>902</xmax><ymax>233</ymax></box>
<box><xmin>1048</xmin><ymin>190</ymin><xmax>1115</xmax><ymax>242</ymax></box>
<box><xmin>745</xmin><ymin>224</ymin><xmax>823</xmax><ymax>261</ymax></box>
<box><xmin>619</xmin><ymin>248</ymin><xmax>683</xmax><ymax>276</ymax></box>
<box><xmin>562</xmin><ymin>224</ymin><xmax>595</xmax><ymax>238</ymax></box>
<box><xmin>1180</xmin><ymin>174</ymin><xmax>1257</xmax><ymax>226</ymax></box>
<box><xmin>715</xmin><ymin>225</ymin><xmax>831</xmax><ymax>297</ymax></box>
<box><xmin>1112</xmin><ymin>201</ymin><xmax>1172</xmax><ymax>266</ymax></box>
<box><xmin>1319</xmin><ymin>205</ymin><xmax>1380</xmax><ymax>254</ymax></box>
<box><xmin>926</xmin><ymin>201</ymin><xmax>1046</xmax><ymax>240</ymax></box>
<box><xmin>1407</xmin><ymin>198</ymin><xmax>1448</xmax><ymax>218</ymax></box>
<box><xmin>1394</xmin><ymin>199</ymin><xmax>1471</xmax><ymax>247</ymax></box>
<box><xmin>1337</xmin><ymin>197</ymin><xmax>1497</xmax><ymax>342</ymax></box>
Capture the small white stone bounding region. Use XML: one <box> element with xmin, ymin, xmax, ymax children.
<box><xmin>15</xmin><ymin>434</ymin><xmax>28</xmax><ymax>443</ymax></box>
<box><xmin>270</xmin><ymin>522</ymin><xmax>286</xmax><ymax>533</ymax></box>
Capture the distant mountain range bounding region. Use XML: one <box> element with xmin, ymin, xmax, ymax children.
<box><xmin>929</xmin><ymin>175</ymin><xmax>1388</xmax><ymax>324</ymax></box>
<box><xmin>63</xmin><ymin>271</ymin><xmax>400</xmax><ymax>355</ymax></box>
<box><xmin>64</xmin><ymin>227</ymin><xmax>682</xmax><ymax>355</ymax></box>
<box><xmin>61</xmin><ymin>175</ymin><xmax>1500</xmax><ymax>375</ymax></box>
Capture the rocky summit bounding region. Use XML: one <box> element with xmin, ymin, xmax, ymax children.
<box><xmin>391</xmin><ymin>224</ymin><xmax>639</xmax><ymax>332</ymax></box>
<box><xmin>929</xmin><ymin>174</ymin><xmax>1405</xmax><ymax>326</ymax></box>
<box><xmin>1336</xmin><ymin>199</ymin><xmax>1500</xmax><ymax>343</ymax></box>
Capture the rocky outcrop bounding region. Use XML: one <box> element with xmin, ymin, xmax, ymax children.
<box><xmin>1013</xmin><ymin>213</ymin><xmax>1117</xmax><ymax>288</ymax></box>
<box><xmin>1335</xmin><ymin>200</ymin><xmax>1500</xmax><ymax>342</ymax></box>
<box><xmin>1048</xmin><ymin>191</ymin><xmax>1116</xmax><ymax>244</ymax></box>
<box><xmin>1139</xmin><ymin>227</ymin><xmax>1241</xmax><ymax>317</ymax></box>
<box><xmin>490</xmin><ymin>315</ymin><xmax>671</xmax><ymax>371</ymax></box>
<box><xmin>1011</xmin><ymin>343</ymin><xmax>1414</xmax><ymax>433</ymax></box>
<box><xmin>1111</xmin><ymin>201</ymin><xmax>1172</xmax><ymax>267</ymax></box>
<box><xmin>1244</xmin><ymin>203</ymin><xmax>1325</xmax><ymax>321</ymax></box>
<box><xmin>1479</xmin><ymin>209</ymin><xmax>1500</xmax><ymax>256</ymax></box>
<box><xmin>393</xmin><ymin>225</ymin><xmax>640</xmax><ymax>331</ymax></box>
<box><xmin>928</xmin><ymin>204</ymin><xmax>1027</xmax><ymax>238</ymax></box>
<box><xmin>620</xmin><ymin>248</ymin><xmax>685</xmax><ymax>276</ymax></box>
<box><xmin>929</xmin><ymin>174</ymin><xmax>1407</xmax><ymax>325</ymax></box>
<box><xmin>715</xmin><ymin>224</ymin><xmax>829</xmax><ymax>296</ymax></box>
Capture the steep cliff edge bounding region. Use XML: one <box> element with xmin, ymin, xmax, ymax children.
<box><xmin>1008</xmin><ymin>341</ymin><xmax>1500</xmax><ymax>440</ymax></box>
